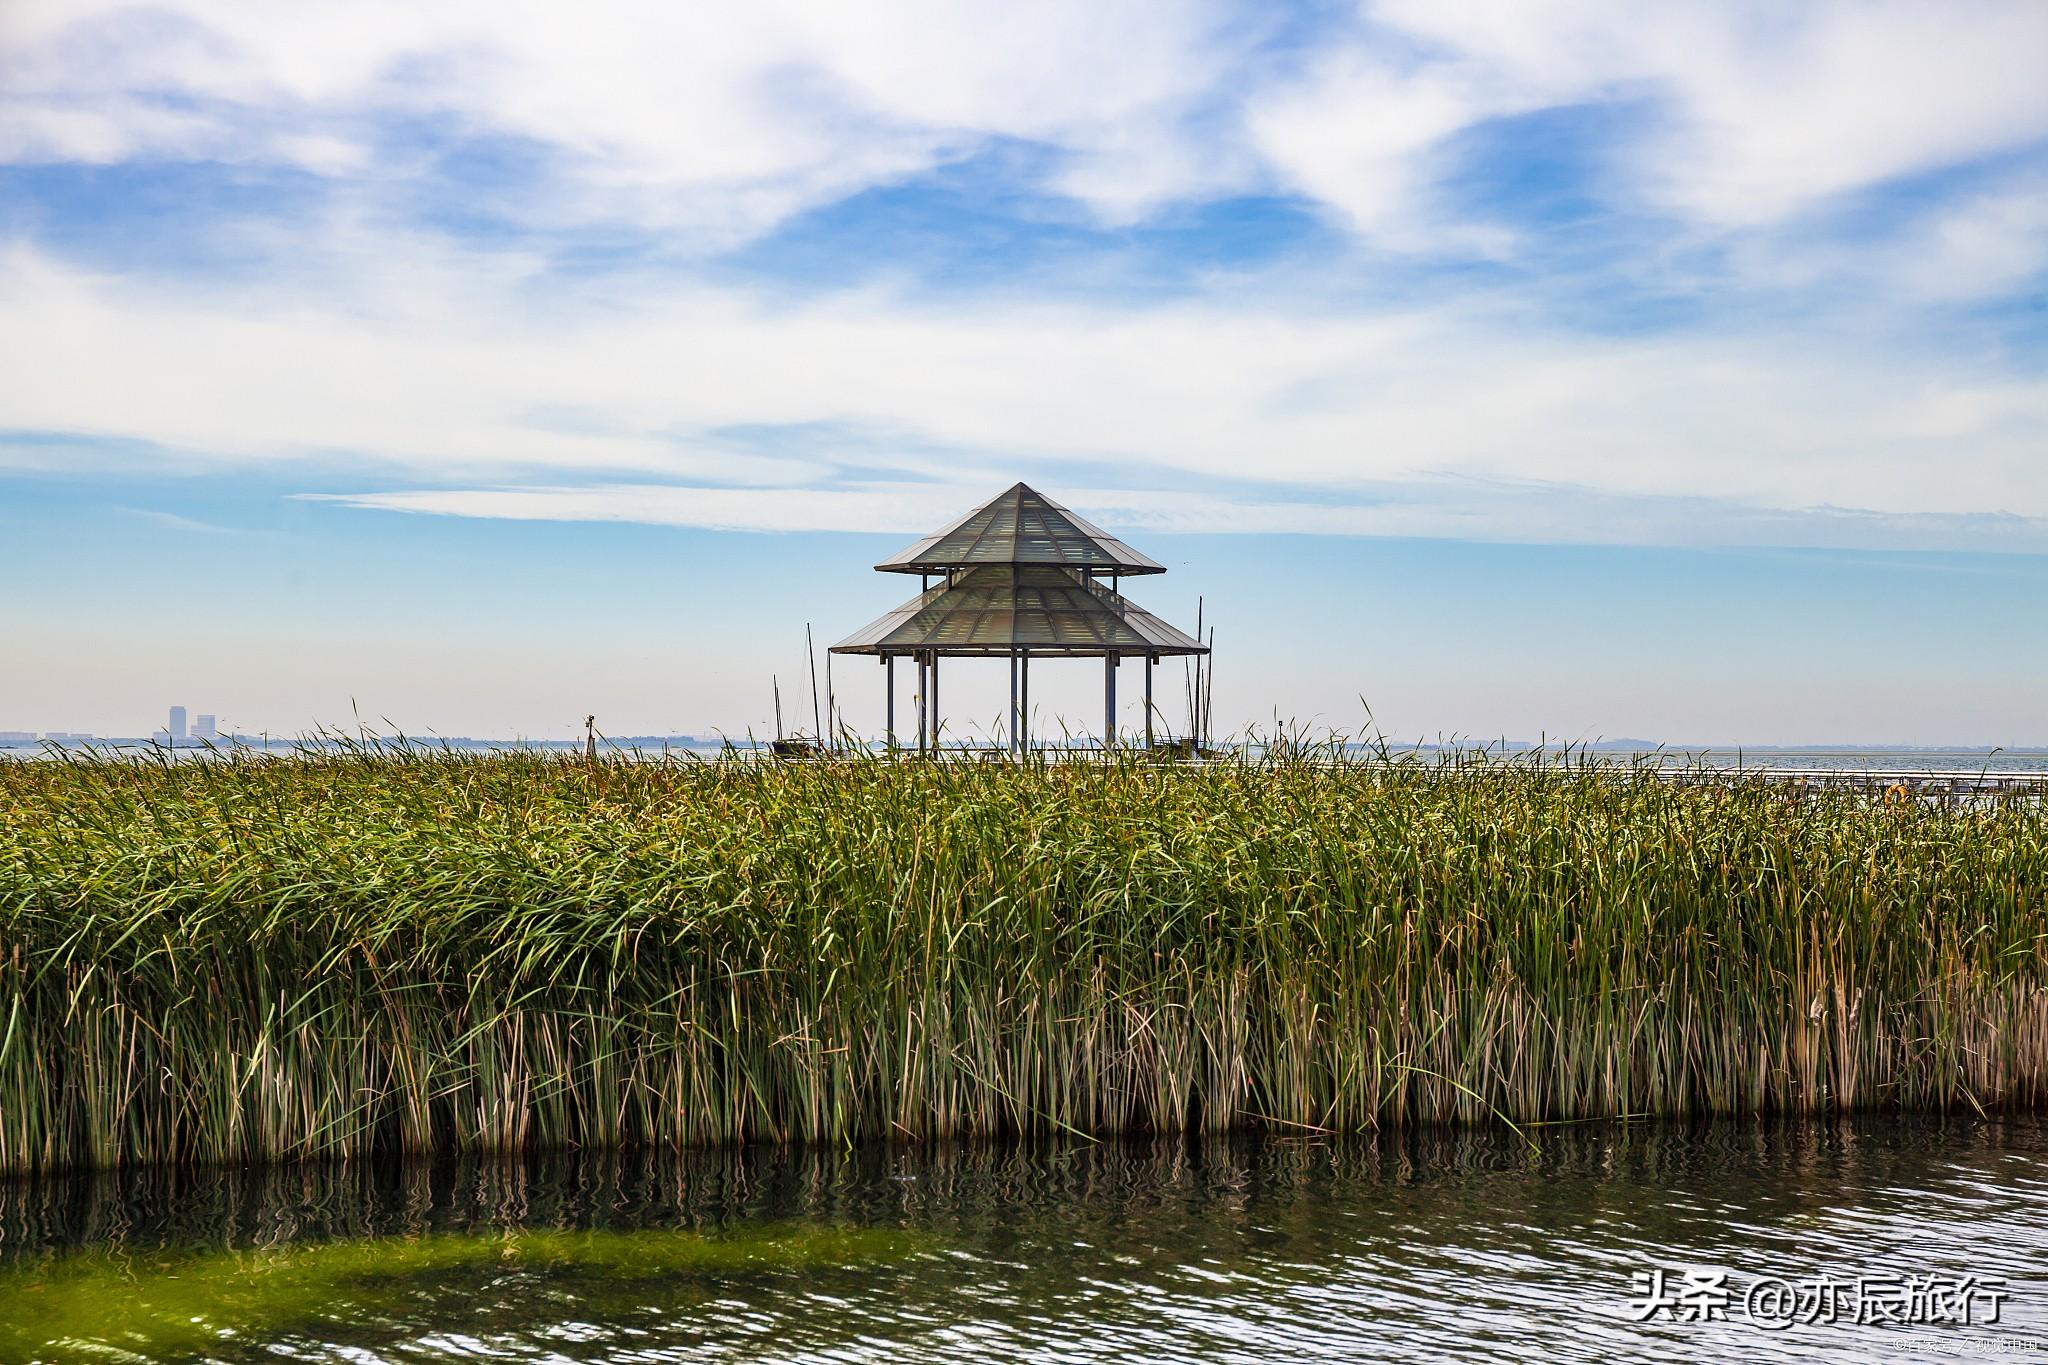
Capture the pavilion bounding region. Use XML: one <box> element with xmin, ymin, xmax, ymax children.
<box><xmin>830</xmin><ymin>483</ymin><xmax>1209</xmax><ymax>752</ymax></box>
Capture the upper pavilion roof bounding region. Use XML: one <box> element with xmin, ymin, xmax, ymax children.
<box><xmin>875</xmin><ymin>483</ymin><xmax>1166</xmax><ymax>576</ymax></box>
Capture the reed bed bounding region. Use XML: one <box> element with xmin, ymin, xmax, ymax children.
<box><xmin>1</xmin><ymin>743</ymin><xmax>2044</xmax><ymax>1174</ymax></box>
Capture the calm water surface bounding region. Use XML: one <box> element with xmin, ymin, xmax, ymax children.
<box><xmin>3</xmin><ymin>1117</ymin><xmax>2045</xmax><ymax>1362</ymax></box>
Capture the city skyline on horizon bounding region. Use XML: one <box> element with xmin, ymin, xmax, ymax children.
<box><xmin>5</xmin><ymin>689</ymin><xmax>2048</xmax><ymax>753</ymax></box>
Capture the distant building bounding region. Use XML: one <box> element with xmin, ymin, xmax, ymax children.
<box><xmin>0</xmin><ymin>730</ymin><xmax>34</xmax><ymax>745</ymax></box>
<box><xmin>194</xmin><ymin>714</ymin><xmax>218</xmax><ymax>742</ymax></box>
<box><xmin>44</xmin><ymin>732</ymin><xmax>95</xmax><ymax>745</ymax></box>
<box><xmin>168</xmin><ymin>706</ymin><xmax>188</xmax><ymax>743</ymax></box>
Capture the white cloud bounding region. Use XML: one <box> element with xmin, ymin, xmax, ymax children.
<box><xmin>1897</xmin><ymin>178</ymin><xmax>2048</xmax><ymax>303</ymax></box>
<box><xmin>0</xmin><ymin>0</ymin><xmax>1246</xmax><ymax>244</ymax></box>
<box><xmin>1</xmin><ymin>4</ymin><xmax>2043</xmax><ymax>556</ymax></box>
<box><xmin>1630</xmin><ymin>2</ymin><xmax>2048</xmax><ymax>226</ymax></box>
<box><xmin>3</xmin><ymin>240</ymin><xmax>2042</xmax><ymax>541</ymax></box>
<box><xmin>1715</xmin><ymin>171</ymin><xmax>2048</xmax><ymax>304</ymax></box>
<box><xmin>306</xmin><ymin>480</ymin><xmax>2048</xmax><ymax>554</ymax></box>
<box><xmin>5</xmin><ymin>0</ymin><xmax>2044</xmax><ymax>246</ymax></box>
<box><xmin>1242</xmin><ymin>45</ymin><xmax>1527</xmax><ymax>249</ymax></box>
<box><xmin>1340</xmin><ymin>0</ymin><xmax>2048</xmax><ymax>229</ymax></box>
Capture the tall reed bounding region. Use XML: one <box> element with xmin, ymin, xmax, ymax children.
<box><xmin>1</xmin><ymin>743</ymin><xmax>2043</xmax><ymax>1173</ymax></box>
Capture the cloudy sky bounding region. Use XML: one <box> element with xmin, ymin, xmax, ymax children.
<box><xmin>3</xmin><ymin>1</ymin><xmax>2045</xmax><ymax>744</ymax></box>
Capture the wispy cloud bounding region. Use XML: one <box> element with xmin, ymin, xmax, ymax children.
<box><xmin>117</xmin><ymin>506</ymin><xmax>273</xmax><ymax>536</ymax></box>
<box><xmin>304</xmin><ymin>479</ymin><xmax>2048</xmax><ymax>555</ymax></box>
<box><xmin>0</xmin><ymin>0</ymin><xmax>1252</xmax><ymax>245</ymax></box>
<box><xmin>7</xmin><ymin>1</ymin><xmax>2045</xmax><ymax>243</ymax></box>
<box><xmin>2</xmin><ymin>1</ymin><xmax>2044</xmax><ymax>554</ymax></box>
<box><xmin>4</xmin><ymin>231</ymin><xmax>2043</xmax><ymax>538</ymax></box>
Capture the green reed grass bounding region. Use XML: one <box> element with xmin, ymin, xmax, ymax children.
<box><xmin>1</xmin><ymin>742</ymin><xmax>2043</xmax><ymax>1173</ymax></box>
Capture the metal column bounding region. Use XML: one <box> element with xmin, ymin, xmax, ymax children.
<box><xmin>1144</xmin><ymin>654</ymin><xmax>1154</xmax><ymax>749</ymax></box>
<box><xmin>1105</xmin><ymin>652</ymin><xmax>1117</xmax><ymax>751</ymax></box>
<box><xmin>1020</xmin><ymin>652</ymin><xmax>1030</xmax><ymax>757</ymax></box>
<box><xmin>1009</xmin><ymin>649</ymin><xmax>1020</xmax><ymax>756</ymax></box>
<box><xmin>928</xmin><ymin>652</ymin><xmax>940</xmax><ymax>752</ymax></box>
<box><xmin>885</xmin><ymin>655</ymin><xmax>895</xmax><ymax>752</ymax></box>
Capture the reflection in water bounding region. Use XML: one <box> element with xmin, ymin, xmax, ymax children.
<box><xmin>1</xmin><ymin>1226</ymin><xmax>933</xmax><ymax>1359</ymax></box>
<box><xmin>2</xmin><ymin>1117</ymin><xmax>2045</xmax><ymax>1362</ymax></box>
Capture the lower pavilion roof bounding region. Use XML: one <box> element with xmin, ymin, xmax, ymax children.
<box><xmin>830</xmin><ymin>565</ymin><xmax>1208</xmax><ymax>658</ymax></box>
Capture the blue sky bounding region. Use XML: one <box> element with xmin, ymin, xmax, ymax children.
<box><xmin>2</xmin><ymin>1</ymin><xmax>2045</xmax><ymax>742</ymax></box>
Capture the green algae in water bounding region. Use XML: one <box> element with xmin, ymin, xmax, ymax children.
<box><xmin>0</xmin><ymin>1224</ymin><xmax>936</xmax><ymax>1362</ymax></box>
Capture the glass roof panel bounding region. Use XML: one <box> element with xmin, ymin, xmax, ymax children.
<box><xmin>875</xmin><ymin>483</ymin><xmax>1166</xmax><ymax>574</ymax></box>
<box><xmin>830</xmin><ymin>564</ymin><xmax>1205</xmax><ymax>655</ymax></box>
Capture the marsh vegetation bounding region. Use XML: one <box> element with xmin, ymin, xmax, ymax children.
<box><xmin>1</xmin><ymin>745</ymin><xmax>2043</xmax><ymax>1174</ymax></box>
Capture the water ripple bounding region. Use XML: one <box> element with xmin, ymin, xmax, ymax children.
<box><xmin>2</xmin><ymin>1116</ymin><xmax>2044</xmax><ymax>1362</ymax></box>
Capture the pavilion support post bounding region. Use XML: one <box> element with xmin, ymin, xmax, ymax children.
<box><xmin>1145</xmin><ymin>654</ymin><xmax>1154</xmax><ymax>749</ymax></box>
<box><xmin>1105</xmin><ymin>653</ymin><xmax>1117</xmax><ymax>752</ymax></box>
<box><xmin>885</xmin><ymin>654</ymin><xmax>895</xmax><ymax>753</ymax></box>
<box><xmin>1020</xmin><ymin>652</ymin><xmax>1030</xmax><ymax>757</ymax></box>
<box><xmin>1009</xmin><ymin>649</ymin><xmax>1020</xmax><ymax>757</ymax></box>
<box><xmin>929</xmin><ymin>652</ymin><xmax>941</xmax><ymax>753</ymax></box>
<box><xmin>916</xmin><ymin>655</ymin><xmax>927</xmax><ymax>755</ymax></box>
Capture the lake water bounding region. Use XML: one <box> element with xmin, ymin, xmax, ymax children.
<box><xmin>4</xmin><ymin>1117</ymin><xmax>2045</xmax><ymax>1362</ymax></box>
